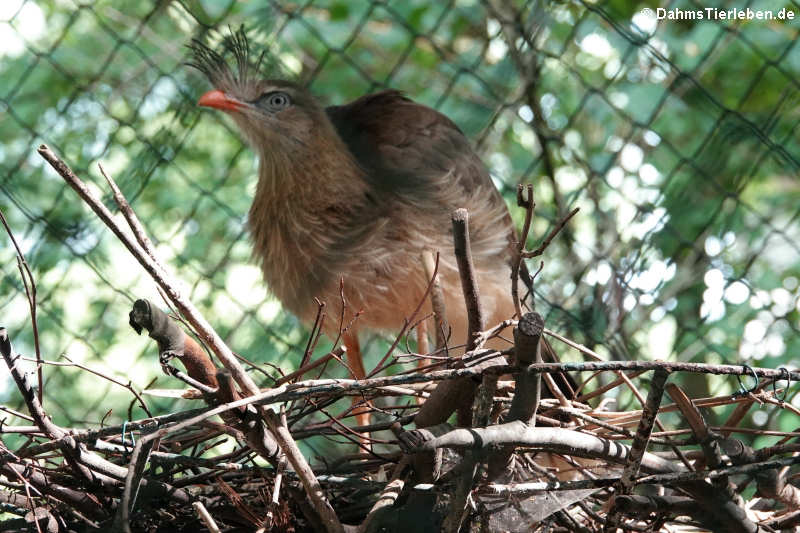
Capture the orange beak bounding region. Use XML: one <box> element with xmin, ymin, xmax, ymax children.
<box><xmin>198</xmin><ymin>90</ymin><xmax>244</xmax><ymax>112</ymax></box>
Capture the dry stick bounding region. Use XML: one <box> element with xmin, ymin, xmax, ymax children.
<box><xmin>720</xmin><ymin>397</ymin><xmax>756</xmax><ymax>438</ymax></box>
<box><xmin>478</xmin><ymin>453</ymin><xmax>800</xmax><ymax>497</ymax></box>
<box><xmin>267</xmin><ymin>450</ymin><xmax>286</xmax><ymax>527</ymax></box>
<box><xmin>358</xmin><ymin>456</ymin><xmax>410</xmax><ymax>533</ymax></box>
<box><xmin>0</xmin><ymin>208</ymin><xmax>43</xmax><ymax>404</ymax></box>
<box><xmin>544</xmin><ymin>327</ymin><xmax>604</xmax><ymax>362</ymax></box>
<box><xmin>514</xmin><ymin>360</ymin><xmax>800</xmax><ymax>381</ymax></box>
<box><xmin>17</xmin><ymin>355</ymin><xmax>152</xmax><ymax>418</ymax></box>
<box><xmin>275</xmin><ymin>346</ymin><xmax>345</xmax><ymax>386</ymax></box>
<box><xmin>97</xmin><ymin>163</ymin><xmax>164</xmax><ymax>272</ymax></box>
<box><xmin>487</xmin><ymin>311</ymin><xmax>544</xmax><ymax>480</ymax></box>
<box><xmin>667</xmin><ymin>384</ymin><xmax>725</xmax><ymax>468</ymax></box>
<box><xmin>586</xmin><ymin>391</ymin><xmax>778</xmax><ymax>429</ymax></box>
<box><xmin>765</xmin><ymin>510</ymin><xmax>800</xmax><ymax>531</ymax></box>
<box><xmin>415</xmin><ymin>314</ymin><xmax>430</xmax><ymax>366</ymax></box>
<box><xmin>0</xmin><ymin>425</ymin><xmax>43</xmax><ymax>434</ymax></box>
<box><xmin>636</xmin><ymin>454</ymin><xmax>800</xmax><ymax>485</ymax></box>
<box><xmin>192</xmin><ymin>502</ymin><xmax>221</xmax><ymax>533</ymax></box>
<box><xmin>215</xmin><ymin>369</ymin><xmax>280</xmax><ymax>462</ymax></box>
<box><xmin>264</xmin><ymin>408</ymin><xmax>344</xmax><ymax>533</ymax></box>
<box><xmin>1</xmin><ymin>328</ymin><xmax>99</xmax><ymax>484</ymax></box>
<box><xmin>293</xmin><ymin>413</ymin><xmax>416</xmax><ymax>441</ymax></box>
<box><xmin>421</xmin><ymin>251</ymin><xmax>448</xmax><ymax>351</ymax></box>
<box><xmin>37</xmin><ymin>146</ymin><xmax>257</xmax><ymax>400</ymax></box>
<box><xmin>11</xmin><ymin>407</ymin><xmax>209</xmax><ymax>460</ymax></box>
<box><xmin>721</xmin><ymin>438</ymin><xmax>800</xmax><ymax>509</ymax></box>
<box><xmin>38</xmin><ymin>146</ymin><xmax>344</xmax><ymax>533</ymax></box>
<box><xmin>507</xmin><ymin>312</ymin><xmax>558</xmax><ymax>425</ymax></box>
<box><xmin>116</xmin><ymin>435</ymin><xmax>155</xmax><ymax>533</ymax></box>
<box><xmin>0</xmin><ymin>405</ymin><xmax>33</xmax><ymax>422</ymax></box>
<box><xmin>544</xmin><ymin>323</ymin><xmax>668</xmax><ymax>436</ymax></box>
<box><xmin>577</xmin><ymin>370</ymin><xmax>648</xmax><ymax>402</ymax></box>
<box><xmin>2</xmin><ymin>329</ymin><xmax>192</xmax><ymax>519</ymax></box>
<box><xmin>5</xmin><ymin>470</ymin><xmax>46</xmax><ymax>533</ymax></box>
<box><xmin>604</xmin><ymin>367</ymin><xmax>669</xmax><ymax>532</ymax></box>
<box><xmin>112</xmin><ymin>383</ymin><xmax>359</xmax><ymax>528</ymax></box>
<box><xmin>555</xmin><ymin>407</ymin><xmax>677</xmax><ymax>447</ymax></box>
<box><xmin>649</xmin><ymin>426</ymin><xmax>800</xmax><ymax>439</ymax></box>
<box><xmin>615</xmin><ymin>369</ymin><xmax>693</xmax><ymax>471</ymax></box>
<box><xmin>472</xmin><ymin>319</ymin><xmax>514</xmax><ymax>349</ymax></box>
<box><xmin>9</xmin><ymin>358</ymin><xmax>795</xmax><ymax>460</ymax></box>
<box><xmin>523</xmin><ymin>206</ymin><xmax>580</xmax><ymax>259</ymax></box>
<box><xmin>13</xmin><ymin>365</ymin><xmax>509</xmax><ymax>464</ymax></box>
<box><xmin>123</xmin><ymin>362</ymin><xmax>795</xmax><ymax>436</ymax></box>
<box><xmin>11</xmin><ymin>359</ymin><xmax>799</xmax><ymax>459</ymax></box>
<box><xmin>166</xmin><ymin>367</ymin><xmax>218</xmax><ymax>395</ymax></box>
<box><xmin>451</xmin><ymin>208</ymin><xmax>484</xmax><ymax>351</ymax></box>
<box><xmin>0</xmin><ymin>462</ymin><xmax>106</xmax><ymax>520</ymax></box>
<box><xmin>415</xmin><ymin>421</ymin><xmax>683</xmax><ymax>474</ymax></box>
<box><xmin>511</xmin><ymin>184</ymin><xmax>535</xmax><ymax>318</ymax></box>
<box><xmin>299</xmin><ymin>299</ymin><xmax>327</xmax><ymax>372</ymax></box>
<box><xmin>667</xmin><ymin>383</ymin><xmax>745</xmax><ymax>526</ymax></box>
<box><xmin>443</xmin><ymin>208</ymin><xmax>487</xmax><ymax>533</ymax></box>
<box><xmin>298</xmin><ymin>398</ymin><xmax>385</xmax><ymax>452</ymax></box>
<box><xmin>638</xmin><ymin>444</ymin><xmax>756</xmax><ymax>532</ymax></box>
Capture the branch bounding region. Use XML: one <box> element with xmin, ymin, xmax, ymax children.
<box><xmin>0</xmin><ymin>208</ymin><xmax>43</xmax><ymax>403</ymax></box>
<box><xmin>486</xmin><ymin>312</ymin><xmax>544</xmax><ymax>479</ymax></box>
<box><xmin>521</xmin><ymin>206</ymin><xmax>580</xmax><ymax>258</ymax></box>
<box><xmin>451</xmin><ymin>208</ymin><xmax>484</xmax><ymax>351</ymax></box>
<box><xmin>605</xmin><ymin>367</ymin><xmax>670</xmax><ymax>531</ymax></box>
<box><xmin>511</xmin><ymin>184</ymin><xmax>535</xmax><ymax>317</ymax></box>
<box><xmin>421</xmin><ymin>251</ymin><xmax>448</xmax><ymax>351</ymax></box>
<box><xmin>36</xmin><ymin>146</ymin><xmax>260</xmax><ymax>401</ymax></box>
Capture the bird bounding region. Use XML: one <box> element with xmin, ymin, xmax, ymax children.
<box><xmin>189</xmin><ymin>30</ymin><xmax>572</xmax><ymax>430</ymax></box>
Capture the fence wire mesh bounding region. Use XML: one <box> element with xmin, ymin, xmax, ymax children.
<box><xmin>1</xmin><ymin>0</ymin><xmax>799</xmax><ymax>440</ymax></box>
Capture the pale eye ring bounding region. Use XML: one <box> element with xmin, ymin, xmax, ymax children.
<box><xmin>264</xmin><ymin>91</ymin><xmax>291</xmax><ymax>110</ymax></box>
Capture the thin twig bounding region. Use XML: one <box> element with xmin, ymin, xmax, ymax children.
<box><xmin>97</xmin><ymin>162</ymin><xmax>164</xmax><ymax>271</ymax></box>
<box><xmin>367</xmin><ymin>252</ymin><xmax>442</xmax><ymax>378</ymax></box>
<box><xmin>0</xmin><ymin>208</ymin><xmax>43</xmax><ymax>404</ymax></box>
<box><xmin>512</xmin><ymin>184</ymin><xmax>535</xmax><ymax>318</ymax></box>
<box><xmin>421</xmin><ymin>251</ymin><xmax>448</xmax><ymax>352</ymax></box>
<box><xmin>18</xmin><ymin>354</ymin><xmax>152</xmax><ymax>418</ymax></box>
<box><xmin>37</xmin><ymin>146</ymin><xmax>259</xmax><ymax>400</ymax></box>
<box><xmin>522</xmin><ymin>206</ymin><xmax>580</xmax><ymax>258</ymax></box>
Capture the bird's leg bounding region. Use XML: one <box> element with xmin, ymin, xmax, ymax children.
<box><xmin>342</xmin><ymin>331</ymin><xmax>371</xmax><ymax>444</ymax></box>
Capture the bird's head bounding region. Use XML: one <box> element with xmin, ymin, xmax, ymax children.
<box><xmin>189</xmin><ymin>29</ymin><xmax>330</xmax><ymax>153</ymax></box>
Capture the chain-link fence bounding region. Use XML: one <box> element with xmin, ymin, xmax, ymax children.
<box><xmin>1</xmin><ymin>0</ymin><xmax>798</xmax><ymax>439</ymax></box>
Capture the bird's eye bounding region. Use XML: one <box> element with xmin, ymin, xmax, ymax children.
<box><xmin>261</xmin><ymin>91</ymin><xmax>291</xmax><ymax>111</ymax></box>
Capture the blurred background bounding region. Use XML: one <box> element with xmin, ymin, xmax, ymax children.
<box><xmin>0</xmin><ymin>0</ymin><xmax>798</xmax><ymax>454</ymax></box>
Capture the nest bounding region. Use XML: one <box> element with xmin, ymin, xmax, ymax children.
<box><xmin>0</xmin><ymin>146</ymin><xmax>798</xmax><ymax>533</ymax></box>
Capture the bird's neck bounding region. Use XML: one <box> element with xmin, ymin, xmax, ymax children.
<box><xmin>254</xmin><ymin>132</ymin><xmax>365</xmax><ymax>206</ymax></box>
<box><xmin>248</xmin><ymin>132</ymin><xmax>367</xmax><ymax>314</ymax></box>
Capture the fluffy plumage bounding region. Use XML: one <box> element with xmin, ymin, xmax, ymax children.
<box><xmin>190</xmin><ymin>29</ymin><xmax>522</xmax><ymax>350</ymax></box>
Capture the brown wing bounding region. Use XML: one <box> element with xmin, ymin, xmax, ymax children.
<box><xmin>327</xmin><ymin>90</ymin><xmax>495</xmax><ymax>191</ymax></box>
<box><xmin>326</xmin><ymin>90</ymin><xmax>516</xmax><ymax>256</ymax></box>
